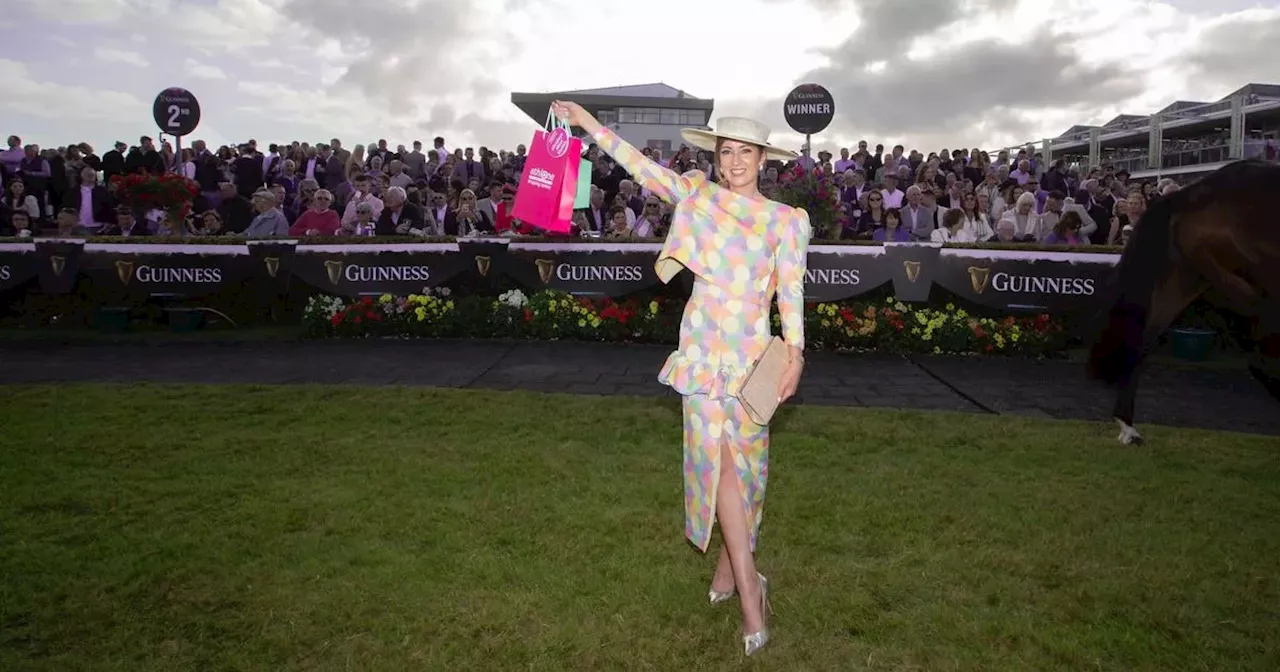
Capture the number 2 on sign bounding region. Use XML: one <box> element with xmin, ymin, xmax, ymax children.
<box><xmin>167</xmin><ymin>104</ymin><xmax>182</xmax><ymax>127</ymax></box>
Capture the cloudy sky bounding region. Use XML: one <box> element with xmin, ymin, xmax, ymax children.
<box><xmin>1</xmin><ymin>0</ymin><xmax>1276</xmax><ymax>155</ymax></box>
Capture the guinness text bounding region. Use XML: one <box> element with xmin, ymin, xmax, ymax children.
<box><xmin>555</xmin><ymin>263</ymin><xmax>645</xmax><ymax>283</ymax></box>
<box><xmin>344</xmin><ymin>264</ymin><xmax>432</xmax><ymax>283</ymax></box>
<box><xmin>991</xmin><ymin>272</ymin><xmax>1095</xmax><ymax>296</ymax></box>
<box><xmin>137</xmin><ymin>265</ymin><xmax>222</xmax><ymax>283</ymax></box>
<box><xmin>805</xmin><ymin>267</ymin><xmax>860</xmax><ymax>286</ymax></box>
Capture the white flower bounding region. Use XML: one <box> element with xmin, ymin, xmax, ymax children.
<box><xmin>498</xmin><ymin>289</ymin><xmax>528</xmax><ymax>308</ymax></box>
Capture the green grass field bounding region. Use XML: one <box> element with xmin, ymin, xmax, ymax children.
<box><xmin>1</xmin><ymin>384</ymin><xmax>1277</xmax><ymax>671</ymax></box>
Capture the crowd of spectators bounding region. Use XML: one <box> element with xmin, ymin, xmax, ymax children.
<box><xmin>0</xmin><ymin>129</ymin><xmax>1217</xmax><ymax>247</ymax></box>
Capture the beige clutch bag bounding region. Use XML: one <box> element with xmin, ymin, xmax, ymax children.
<box><xmin>737</xmin><ymin>336</ymin><xmax>790</xmax><ymax>425</ymax></box>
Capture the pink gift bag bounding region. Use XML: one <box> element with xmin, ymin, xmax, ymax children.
<box><xmin>512</xmin><ymin>111</ymin><xmax>583</xmax><ymax>234</ymax></box>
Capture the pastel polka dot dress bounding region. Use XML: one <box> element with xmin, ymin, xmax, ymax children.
<box><xmin>592</xmin><ymin>126</ymin><xmax>810</xmax><ymax>553</ymax></box>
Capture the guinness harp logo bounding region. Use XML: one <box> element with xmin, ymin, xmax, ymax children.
<box><xmin>475</xmin><ymin>255</ymin><xmax>491</xmax><ymax>277</ymax></box>
<box><xmin>49</xmin><ymin>255</ymin><xmax>66</xmax><ymax>277</ymax></box>
<box><xmin>115</xmin><ymin>260</ymin><xmax>134</xmax><ymax>285</ymax></box>
<box><xmin>324</xmin><ymin>260</ymin><xmax>344</xmax><ymax>286</ymax></box>
<box><xmin>264</xmin><ymin>257</ymin><xmax>280</xmax><ymax>278</ymax></box>
<box><xmin>902</xmin><ymin>260</ymin><xmax>922</xmax><ymax>283</ymax></box>
<box><xmin>968</xmin><ymin>266</ymin><xmax>992</xmax><ymax>294</ymax></box>
<box><xmin>535</xmin><ymin>258</ymin><xmax>555</xmax><ymax>284</ymax></box>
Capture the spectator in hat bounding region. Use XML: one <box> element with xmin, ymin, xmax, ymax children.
<box><xmin>243</xmin><ymin>190</ymin><xmax>290</xmax><ymax>237</ymax></box>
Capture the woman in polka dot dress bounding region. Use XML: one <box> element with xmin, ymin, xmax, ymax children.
<box><xmin>553</xmin><ymin>101</ymin><xmax>810</xmax><ymax>657</ymax></box>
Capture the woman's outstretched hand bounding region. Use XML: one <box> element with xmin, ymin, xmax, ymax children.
<box><xmin>551</xmin><ymin>100</ymin><xmax>601</xmax><ymax>135</ymax></box>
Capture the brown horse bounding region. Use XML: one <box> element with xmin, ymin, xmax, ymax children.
<box><xmin>1087</xmin><ymin>159</ymin><xmax>1280</xmax><ymax>444</ymax></box>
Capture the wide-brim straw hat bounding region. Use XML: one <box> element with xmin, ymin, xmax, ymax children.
<box><xmin>680</xmin><ymin>117</ymin><xmax>798</xmax><ymax>161</ymax></box>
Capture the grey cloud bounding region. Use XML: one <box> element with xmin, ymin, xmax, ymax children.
<box><xmin>738</xmin><ymin>0</ymin><xmax>1143</xmax><ymax>150</ymax></box>
<box><xmin>1182</xmin><ymin>12</ymin><xmax>1280</xmax><ymax>91</ymax></box>
<box><xmin>277</xmin><ymin>0</ymin><xmax>509</xmax><ymax>105</ymax></box>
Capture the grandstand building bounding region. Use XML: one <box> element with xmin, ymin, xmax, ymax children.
<box><xmin>510</xmin><ymin>83</ymin><xmax>713</xmax><ymax>155</ymax></box>
<box><xmin>1004</xmin><ymin>83</ymin><xmax>1280</xmax><ymax>179</ymax></box>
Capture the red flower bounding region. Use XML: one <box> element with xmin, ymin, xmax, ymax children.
<box><xmin>330</xmin><ymin>314</ymin><xmax>342</xmax><ymax>326</ymax></box>
<box><xmin>523</xmin><ymin>308</ymin><xmax>533</xmax><ymax>322</ymax></box>
<box><xmin>354</xmin><ymin>316</ymin><xmax>362</xmax><ymax>324</ymax></box>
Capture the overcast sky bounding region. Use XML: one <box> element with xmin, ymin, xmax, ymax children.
<box><xmin>2</xmin><ymin>0</ymin><xmax>1277</xmax><ymax>155</ymax></box>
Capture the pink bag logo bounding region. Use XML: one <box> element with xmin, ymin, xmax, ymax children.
<box><xmin>545</xmin><ymin>127</ymin><xmax>571</xmax><ymax>159</ymax></box>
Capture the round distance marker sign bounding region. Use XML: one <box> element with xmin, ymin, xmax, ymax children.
<box><xmin>783</xmin><ymin>83</ymin><xmax>835</xmax><ymax>135</ymax></box>
<box><xmin>152</xmin><ymin>87</ymin><xmax>201</xmax><ymax>137</ymax></box>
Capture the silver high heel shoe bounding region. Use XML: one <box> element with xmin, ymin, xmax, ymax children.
<box><xmin>743</xmin><ymin>572</ymin><xmax>773</xmax><ymax>657</ymax></box>
<box><xmin>708</xmin><ymin>585</ymin><xmax>736</xmax><ymax>605</ymax></box>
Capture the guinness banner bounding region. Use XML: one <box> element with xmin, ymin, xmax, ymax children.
<box><xmin>291</xmin><ymin>243</ymin><xmax>472</xmax><ymax>297</ymax></box>
<box><xmin>936</xmin><ymin>249</ymin><xmax>1114</xmax><ymax>311</ymax></box>
<box><xmin>804</xmin><ymin>245</ymin><xmax>890</xmax><ymax>302</ymax></box>
<box><xmin>80</xmin><ymin>246</ymin><xmax>252</xmax><ymax>297</ymax></box>
<box><xmin>0</xmin><ymin>244</ymin><xmax>36</xmax><ymax>292</ymax></box>
<box><xmin>0</xmin><ymin>240</ymin><xmax>1121</xmax><ymax>311</ymax></box>
<box><xmin>247</xmin><ymin>241</ymin><xmax>296</xmax><ymax>297</ymax></box>
<box><xmin>34</xmin><ymin>240</ymin><xmax>85</xmax><ymax>294</ymax></box>
<box><xmin>504</xmin><ymin>242</ymin><xmax>660</xmax><ymax>297</ymax></box>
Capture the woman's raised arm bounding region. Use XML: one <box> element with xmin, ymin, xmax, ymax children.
<box><xmin>551</xmin><ymin>100</ymin><xmax>703</xmax><ymax>204</ymax></box>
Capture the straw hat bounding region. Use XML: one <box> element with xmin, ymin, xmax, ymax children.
<box><xmin>680</xmin><ymin>117</ymin><xmax>798</xmax><ymax>161</ymax></box>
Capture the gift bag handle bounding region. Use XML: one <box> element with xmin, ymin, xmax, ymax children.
<box><xmin>544</xmin><ymin>107</ymin><xmax>568</xmax><ymax>132</ymax></box>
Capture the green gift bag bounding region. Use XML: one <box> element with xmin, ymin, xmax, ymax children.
<box><xmin>572</xmin><ymin>157</ymin><xmax>592</xmax><ymax>209</ymax></box>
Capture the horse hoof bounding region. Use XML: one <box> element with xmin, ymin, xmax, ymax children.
<box><xmin>1115</xmin><ymin>420</ymin><xmax>1144</xmax><ymax>445</ymax></box>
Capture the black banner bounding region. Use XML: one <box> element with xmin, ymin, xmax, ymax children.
<box><xmin>503</xmin><ymin>245</ymin><xmax>659</xmax><ymax>297</ymax></box>
<box><xmin>291</xmin><ymin>245</ymin><xmax>473</xmax><ymax>297</ymax></box>
<box><xmin>0</xmin><ymin>241</ymin><xmax>1121</xmax><ymax>311</ymax></box>
<box><xmin>803</xmin><ymin>246</ymin><xmax>890</xmax><ymax>301</ymax></box>
<box><xmin>247</xmin><ymin>241</ymin><xmax>296</xmax><ymax>297</ymax></box>
<box><xmin>79</xmin><ymin>250</ymin><xmax>252</xmax><ymax>297</ymax></box>
<box><xmin>882</xmin><ymin>243</ymin><xmax>943</xmax><ymax>303</ymax></box>
<box><xmin>0</xmin><ymin>246</ymin><xmax>35</xmax><ymax>292</ymax></box>
<box><xmin>935</xmin><ymin>251</ymin><xmax>1112</xmax><ymax>311</ymax></box>
<box><xmin>34</xmin><ymin>241</ymin><xmax>85</xmax><ymax>295</ymax></box>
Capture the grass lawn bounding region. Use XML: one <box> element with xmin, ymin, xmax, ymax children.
<box><xmin>1</xmin><ymin>385</ymin><xmax>1277</xmax><ymax>671</ymax></box>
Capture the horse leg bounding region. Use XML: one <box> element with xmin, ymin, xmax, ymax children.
<box><xmin>1247</xmin><ymin>298</ymin><xmax>1280</xmax><ymax>401</ymax></box>
<box><xmin>1111</xmin><ymin>268</ymin><xmax>1207</xmax><ymax>445</ymax></box>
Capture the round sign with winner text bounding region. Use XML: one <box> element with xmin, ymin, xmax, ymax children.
<box><xmin>783</xmin><ymin>83</ymin><xmax>835</xmax><ymax>135</ymax></box>
<box><xmin>152</xmin><ymin>87</ymin><xmax>201</xmax><ymax>137</ymax></box>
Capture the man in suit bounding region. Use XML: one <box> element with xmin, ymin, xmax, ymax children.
<box><xmin>100</xmin><ymin>141</ymin><xmax>127</xmax><ymax>182</ymax></box>
<box><xmin>98</xmin><ymin>205</ymin><xmax>151</xmax><ymax>236</ymax></box>
<box><xmin>476</xmin><ymin>181</ymin><xmax>504</xmax><ymax>221</ymax></box>
<box><xmin>901</xmin><ymin>185</ymin><xmax>938</xmax><ymax>240</ymax></box>
<box><xmin>576</xmin><ymin>186</ymin><xmax>608</xmax><ymax>233</ymax></box>
<box><xmin>234</xmin><ymin>144</ymin><xmax>265</xmax><ymax>198</ymax></box>
<box><xmin>375</xmin><ymin>186</ymin><xmax>429</xmax><ymax>236</ymax></box>
<box><xmin>66</xmin><ymin>165</ymin><xmax>114</xmax><ymax>231</ymax></box>
<box><xmin>403</xmin><ymin>140</ymin><xmax>428</xmax><ymax>180</ymax></box>
<box><xmin>451</xmin><ymin>147</ymin><xmax>485</xmax><ymax>185</ymax></box>
<box><xmin>319</xmin><ymin>145</ymin><xmax>345</xmax><ymax>191</ymax></box>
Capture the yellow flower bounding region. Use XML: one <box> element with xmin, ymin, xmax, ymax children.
<box><xmin>549</xmin><ymin>303</ymin><xmax>557</xmax><ymax>313</ymax></box>
<box><xmin>577</xmin><ymin>319</ymin><xmax>586</xmax><ymax>327</ymax></box>
<box><xmin>946</xmin><ymin>303</ymin><xmax>955</xmax><ymax>311</ymax></box>
<box><xmin>414</xmin><ymin>306</ymin><xmax>426</xmax><ymax>321</ymax></box>
<box><xmin>821</xmin><ymin>319</ymin><xmax>830</xmax><ymax>327</ymax></box>
<box><xmin>379</xmin><ymin>294</ymin><xmax>392</xmax><ymax>304</ymax></box>
<box><xmin>649</xmin><ymin>300</ymin><xmax>659</xmax><ymax>315</ymax></box>
<box><xmin>590</xmin><ymin>317</ymin><xmax>601</xmax><ymax>328</ymax></box>
<box><xmin>933</xmin><ymin>346</ymin><xmax>941</xmax><ymax>354</ymax></box>
<box><xmin>445</xmin><ymin>300</ymin><xmax>455</xmax><ymax>310</ymax></box>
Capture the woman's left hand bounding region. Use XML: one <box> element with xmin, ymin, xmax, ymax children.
<box><xmin>777</xmin><ymin>356</ymin><xmax>804</xmax><ymax>403</ymax></box>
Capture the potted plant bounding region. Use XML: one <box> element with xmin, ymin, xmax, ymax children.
<box><xmin>109</xmin><ymin>172</ymin><xmax>199</xmax><ymax>229</ymax></box>
<box><xmin>1169</xmin><ymin>303</ymin><xmax>1220</xmax><ymax>361</ymax></box>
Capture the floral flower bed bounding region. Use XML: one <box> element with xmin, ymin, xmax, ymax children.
<box><xmin>303</xmin><ymin>289</ymin><xmax>1068</xmax><ymax>356</ymax></box>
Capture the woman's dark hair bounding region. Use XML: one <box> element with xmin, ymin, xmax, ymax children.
<box><xmin>884</xmin><ymin>207</ymin><xmax>901</xmax><ymax>224</ymax></box>
<box><xmin>1055</xmin><ymin>210</ymin><xmax>1083</xmax><ymax>237</ymax></box>
<box><xmin>609</xmin><ymin>205</ymin><xmax>627</xmax><ymax>219</ymax></box>
<box><xmin>942</xmin><ymin>207</ymin><xmax>964</xmax><ymax>229</ymax></box>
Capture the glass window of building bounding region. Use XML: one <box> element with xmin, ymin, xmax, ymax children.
<box><xmin>660</xmin><ymin>109</ymin><xmax>679</xmax><ymax>124</ymax></box>
<box><xmin>598</xmin><ymin>109</ymin><xmax>617</xmax><ymax>125</ymax></box>
<box><xmin>679</xmin><ymin>110</ymin><xmax>706</xmax><ymax>126</ymax></box>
